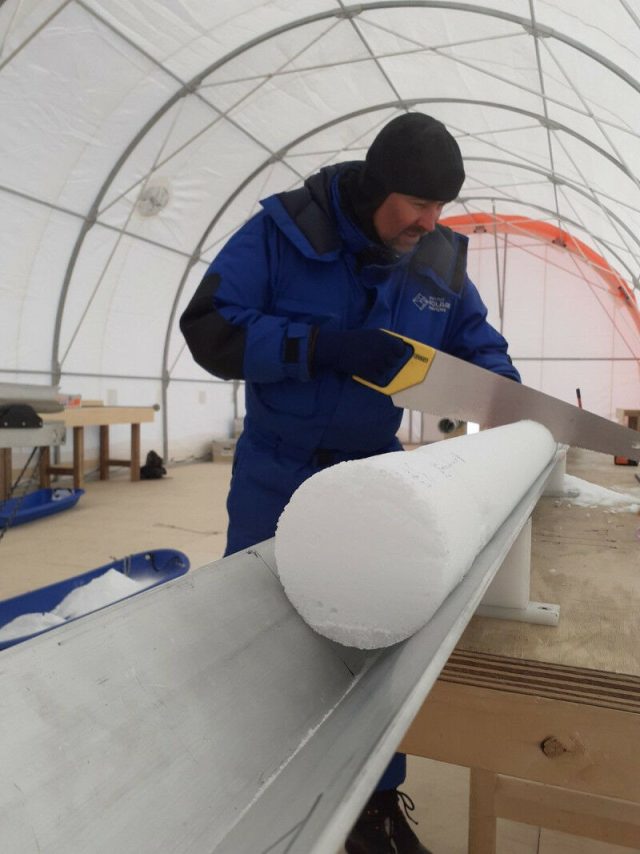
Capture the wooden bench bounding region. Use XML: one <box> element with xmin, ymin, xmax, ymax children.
<box><xmin>38</xmin><ymin>405</ymin><xmax>156</xmax><ymax>489</ymax></box>
<box><xmin>400</xmin><ymin>479</ymin><xmax>640</xmax><ymax>851</ymax></box>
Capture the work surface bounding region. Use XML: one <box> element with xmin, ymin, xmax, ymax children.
<box><xmin>1</xmin><ymin>448</ymin><xmax>639</xmax><ymax>854</ymax></box>
<box><xmin>462</xmin><ymin>485</ymin><xmax>640</xmax><ymax>678</ymax></box>
<box><xmin>39</xmin><ymin>405</ymin><xmax>156</xmax><ymax>427</ymax></box>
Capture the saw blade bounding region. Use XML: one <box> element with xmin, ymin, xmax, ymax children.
<box><xmin>391</xmin><ymin>348</ymin><xmax>640</xmax><ymax>460</ymax></box>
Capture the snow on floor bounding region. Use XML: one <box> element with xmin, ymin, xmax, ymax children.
<box><xmin>0</xmin><ymin>569</ymin><xmax>146</xmax><ymax>642</ymax></box>
<box><xmin>559</xmin><ymin>474</ymin><xmax>640</xmax><ymax>512</ymax></box>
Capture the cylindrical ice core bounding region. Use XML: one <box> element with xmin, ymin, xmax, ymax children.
<box><xmin>275</xmin><ymin>421</ymin><xmax>556</xmax><ymax>649</ymax></box>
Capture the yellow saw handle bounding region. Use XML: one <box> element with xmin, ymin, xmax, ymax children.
<box><xmin>353</xmin><ymin>330</ymin><xmax>437</xmax><ymax>395</ymax></box>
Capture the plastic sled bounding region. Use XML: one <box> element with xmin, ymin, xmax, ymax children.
<box><xmin>0</xmin><ymin>487</ymin><xmax>85</xmax><ymax>527</ymax></box>
<box><xmin>0</xmin><ymin>548</ymin><xmax>190</xmax><ymax>650</ymax></box>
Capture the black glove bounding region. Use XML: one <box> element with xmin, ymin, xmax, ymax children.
<box><xmin>311</xmin><ymin>328</ymin><xmax>412</xmax><ymax>385</ymax></box>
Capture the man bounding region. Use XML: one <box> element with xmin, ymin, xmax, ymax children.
<box><xmin>181</xmin><ymin>112</ymin><xmax>520</xmax><ymax>854</ymax></box>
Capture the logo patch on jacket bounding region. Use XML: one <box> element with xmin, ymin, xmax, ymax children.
<box><xmin>413</xmin><ymin>293</ymin><xmax>451</xmax><ymax>313</ymax></box>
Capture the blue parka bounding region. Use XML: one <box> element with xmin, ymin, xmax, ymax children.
<box><xmin>181</xmin><ymin>163</ymin><xmax>519</xmax><ymax>554</ymax></box>
<box><xmin>181</xmin><ymin>164</ymin><xmax>519</xmax><ymax>790</ymax></box>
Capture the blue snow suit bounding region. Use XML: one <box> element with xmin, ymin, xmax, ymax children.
<box><xmin>181</xmin><ymin>161</ymin><xmax>519</xmax><ymax>556</ymax></box>
<box><xmin>180</xmin><ymin>162</ymin><xmax>520</xmax><ymax>792</ymax></box>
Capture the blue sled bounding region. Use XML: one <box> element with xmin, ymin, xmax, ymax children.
<box><xmin>0</xmin><ymin>548</ymin><xmax>190</xmax><ymax>650</ymax></box>
<box><xmin>0</xmin><ymin>487</ymin><xmax>85</xmax><ymax>527</ymax></box>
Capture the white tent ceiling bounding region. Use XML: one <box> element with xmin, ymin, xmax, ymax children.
<box><xmin>1</xmin><ymin>0</ymin><xmax>639</xmax><ymax>460</ymax></box>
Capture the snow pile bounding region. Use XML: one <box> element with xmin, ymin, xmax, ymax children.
<box><xmin>276</xmin><ymin>421</ymin><xmax>557</xmax><ymax>649</ymax></box>
<box><xmin>560</xmin><ymin>475</ymin><xmax>640</xmax><ymax>512</ymax></box>
<box><xmin>0</xmin><ymin>570</ymin><xmax>146</xmax><ymax>643</ymax></box>
<box><xmin>0</xmin><ymin>612</ymin><xmax>66</xmax><ymax>641</ymax></box>
<box><xmin>53</xmin><ymin>568</ymin><xmax>145</xmax><ymax>619</ymax></box>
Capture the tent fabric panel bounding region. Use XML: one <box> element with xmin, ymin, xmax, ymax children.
<box><xmin>0</xmin><ymin>0</ymin><xmax>63</xmax><ymax>61</ymax></box>
<box><xmin>97</xmin><ymin>118</ymin><xmax>268</xmax><ymax>255</ymax></box>
<box><xmin>59</xmin><ymin>230</ymin><xmax>194</xmax><ymax>378</ymax></box>
<box><xmin>98</xmin><ymin>95</ymin><xmax>227</xmax><ymax>218</ymax></box>
<box><xmin>86</xmin><ymin>0</ymin><xmax>336</xmax><ymax>82</ymax></box>
<box><xmin>0</xmin><ymin>195</ymin><xmax>83</xmax><ymax>373</ymax></box>
<box><xmin>287</xmin><ymin>109</ymin><xmax>397</xmax><ymax>157</ymax></box>
<box><xmin>56</xmin><ymin>224</ymin><xmax>124</xmax><ymax>369</ymax></box>
<box><xmin>224</xmin><ymin>61</ymin><xmax>393</xmax><ymax>153</ymax></box>
<box><xmin>0</xmin><ymin>3</ymin><xmax>178</xmax><ymax>213</ymax></box>
<box><xmin>211</xmin><ymin>15</ymin><xmax>372</xmax><ymax>80</ymax></box>
<box><xmin>358</xmin><ymin>5</ymin><xmax>526</xmax><ymax>51</ymax></box>
<box><xmin>201</xmin><ymin>159</ymin><xmax>303</xmax><ymax>258</ymax></box>
<box><xmin>545</xmin><ymin>38</ymin><xmax>640</xmax><ymax>135</ymax></box>
<box><xmin>380</xmin><ymin>54</ymin><xmax>544</xmax><ymax>118</ymax></box>
<box><xmin>537</xmin><ymin>0</ymin><xmax>640</xmax><ymax>75</ymax></box>
<box><xmin>167</xmin><ymin>259</ymin><xmax>210</xmax><ymax>378</ymax></box>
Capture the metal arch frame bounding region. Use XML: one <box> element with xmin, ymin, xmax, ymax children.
<box><xmin>28</xmin><ymin>1</ymin><xmax>640</xmax><ymax>456</ymax></box>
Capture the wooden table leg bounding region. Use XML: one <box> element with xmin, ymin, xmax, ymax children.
<box><xmin>99</xmin><ymin>425</ymin><xmax>110</xmax><ymax>480</ymax></box>
<box><xmin>130</xmin><ymin>423</ymin><xmax>141</xmax><ymax>481</ymax></box>
<box><xmin>469</xmin><ymin>768</ymin><xmax>498</xmax><ymax>854</ymax></box>
<box><xmin>39</xmin><ymin>446</ymin><xmax>51</xmax><ymax>488</ymax></box>
<box><xmin>72</xmin><ymin>426</ymin><xmax>85</xmax><ymax>489</ymax></box>
<box><xmin>0</xmin><ymin>448</ymin><xmax>12</xmax><ymax>500</ymax></box>
<box><xmin>492</xmin><ymin>775</ymin><xmax>640</xmax><ymax>848</ymax></box>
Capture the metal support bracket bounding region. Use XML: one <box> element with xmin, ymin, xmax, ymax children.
<box><xmin>476</xmin><ymin>452</ymin><xmax>566</xmax><ymax>627</ymax></box>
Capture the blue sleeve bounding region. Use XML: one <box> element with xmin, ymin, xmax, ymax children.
<box><xmin>443</xmin><ymin>276</ymin><xmax>521</xmax><ymax>381</ymax></box>
<box><xmin>180</xmin><ymin>211</ymin><xmax>313</xmax><ymax>383</ymax></box>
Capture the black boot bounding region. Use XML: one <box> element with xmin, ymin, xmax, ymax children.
<box><xmin>345</xmin><ymin>789</ymin><xmax>432</xmax><ymax>854</ymax></box>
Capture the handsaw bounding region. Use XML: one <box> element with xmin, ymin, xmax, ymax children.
<box><xmin>355</xmin><ymin>331</ymin><xmax>640</xmax><ymax>460</ymax></box>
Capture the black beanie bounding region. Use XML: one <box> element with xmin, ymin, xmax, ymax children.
<box><xmin>360</xmin><ymin>113</ymin><xmax>465</xmax><ymax>207</ymax></box>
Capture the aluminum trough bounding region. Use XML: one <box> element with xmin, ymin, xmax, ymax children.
<box><xmin>0</xmin><ymin>452</ymin><xmax>562</xmax><ymax>854</ymax></box>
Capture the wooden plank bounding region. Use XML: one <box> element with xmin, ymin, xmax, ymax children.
<box><xmin>44</xmin><ymin>465</ymin><xmax>74</xmax><ymax>476</ymax></box>
<box><xmin>130</xmin><ymin>423</ymin><xmax>140</xmax><ymax>482</ymax></box>
<box><xmin>439</xmin><ymin>650</ymin><xmax>640</xmax><ymax>713</ymax></box>
<box><xmin>40</xmin><ymin>406</ymin><xmax>155</xmax><ymax>428</ymax></box>
<box><xmin>0</xmin><ymin>447</ymin><xmax>11</xmax><ymax>500</ymax></box>
<box><xmin>400</xmin><ymin>680</ymin><xmax>640</xmax><ymax>802</ymax></box>
<box><xmin>494</xmin><ymin>775</ymin><xmax>640</xmax><ymax>847</ymax></box>
<box><xmin>39</xmin><ymin>446</ymin><xmax>51</xmax><ymax>488</ymax></box>
<box><xmin>99</xmin><ymin>425</ymin><xmax>109</xmax><ymax>480</ymax></box>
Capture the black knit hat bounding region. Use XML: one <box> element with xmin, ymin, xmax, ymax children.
<box><xmin>360</xmin><ymin>113</ymin><xmax>465</xmax><ymax>206</ymax></box>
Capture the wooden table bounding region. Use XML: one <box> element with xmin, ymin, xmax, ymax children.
<box><xmin>400</xmin><ymin>461</ymin><xmax>640</xmax><ymax>851</ymax></box>
<box><xmin>0</xmin><ymin>422</ymin><xmax>66</xmax><ymax>500</ymax></box>
<box><xmin>39</xmin><ymin>406</ymin><xmax>156</xmax><ymax>489</ymax></box>
<box><xmin>617</xmin><ymin>408</ymin><xmax>640</xmax><ymax>431</ymax></box>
